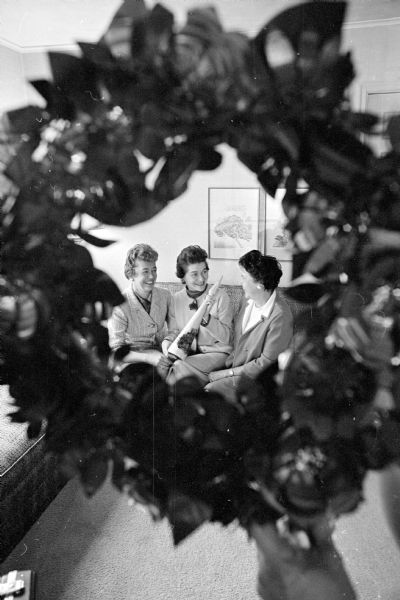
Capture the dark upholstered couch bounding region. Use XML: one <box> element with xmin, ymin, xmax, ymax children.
<box><xmin>0</xmin><ymin>283</ymin><xmax>311</xmax><ymax>562</ymax></box>
<box><xmin>0</xmin><ymin>386</ymin><xmax>65</xmax><ymax>562</ymax></box>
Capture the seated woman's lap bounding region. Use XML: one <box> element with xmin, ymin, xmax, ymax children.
<box><xmin>167</xmin><ymin>352</ymin><xmax>228</xmax><ymax>387</ymax></box>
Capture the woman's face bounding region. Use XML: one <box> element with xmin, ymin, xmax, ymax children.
<box><xmin>239</xmin><ymin>265</ymin><xmax>262</xmax><ymax>300</ymax></box>
<box><xmin>131</xmin><ymin>258</ymin><xmax>157</xmax><ymax>297</ymax></box>
<box><xmin>183</xmin><ymin>261</ymin><xmax>209</xmax><ymax>293</ymax></box>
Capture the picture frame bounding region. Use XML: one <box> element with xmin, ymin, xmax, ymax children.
<box><xmin>208</xmin><ymin>187</ymin><xmax>265</xmax><ymax>260</ymax></box>
<box><xmin>265</xmin><ymin>188</ymin><xmax>293</xmax><ymax>261</ymax></box>
<box><xmin>359</xmin><ymin>82</ymin><xmax>400</xmax><ymax>156</ymax></box>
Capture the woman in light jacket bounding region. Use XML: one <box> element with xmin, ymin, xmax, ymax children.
<box><xmin>206</xmin><ymin>250</ymin><xmax>293</xmax><ymax>402</ymax></box>
<box><xmin>108</xmin><ymin>243</ymin><xmax>177</xmax><ymax>374</ymax></box>
<box><xmin>166</xmin><ymin>245</ymin><xmax>233</xmax><ymax>387</ymax></box>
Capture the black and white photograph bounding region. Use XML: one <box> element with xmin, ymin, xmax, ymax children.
<box><xmin>1</xmin><ymin>1</ymin><xmax>400</xmax><ymax>599</ymax></box>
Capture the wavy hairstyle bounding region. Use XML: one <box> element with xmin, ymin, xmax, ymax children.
<box><xmin>124</xmin><ymin>244</ymin><xmax>158</xmax><ymax>279</ymax></box>
<box><xmin>176</xmin><ymin>245</ymin><xmax>209</xmax><ymax>280</ymax></box>
<box><xmin>238</xmin><ymin>250</ymin><xmax>282</xmax><ymax>291</ymax></box>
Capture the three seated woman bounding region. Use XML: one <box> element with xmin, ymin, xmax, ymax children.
<box><xmin>108</xmin><ymin>243</ymin><xmax>293</xmax><ymax>401</ymax></box>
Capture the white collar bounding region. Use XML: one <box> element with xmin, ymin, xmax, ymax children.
<box><xmin>248</xmin><ymin>290</ymin><xmax>276</xmax><ymax>319</ymax></box>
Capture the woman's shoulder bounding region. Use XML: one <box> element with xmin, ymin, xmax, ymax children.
<box><xmin>120</xmin><ymin>285</ymin><xmax>132</xmax><ymax>302</ymax></box>
<box><xmin>172</xmin><ymin>286</ymin><xmax>186</xmax><ymax>297</ymax></box>
<box><xmin>274</xmin><ymin>292</ymin><xmax>294</xmax><ymax>318</ymax></box>
<box><xmin>153</xmin><ymin>286</ymin><xmax>175</xmax><ymax>302</ymax></box>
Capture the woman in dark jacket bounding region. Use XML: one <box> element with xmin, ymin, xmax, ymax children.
<box><xmin>206</xmin><ymin>250</ymin><xmax>293</xmax><ymax>402</ymax></box>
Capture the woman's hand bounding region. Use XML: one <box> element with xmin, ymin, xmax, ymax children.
<box><xmin>209</xmin><ymin>369</ymin><xmax>230</xmax><ymax>382</ymax></box>
<box><xmin>144</xmin><ymin>349</ymin><xmax>172</xmax><ymax>379</ymax></box>
<box><xmin>145</xmin><ymin>349</ymin><xmax>171</xmax><ymax>368</ymax></box>
<box><xmin>204</xmin><ymin>292</ymin><xmax>216</xmax><ymax>308</ymax></box>
<box><xmin>161</xmin><ymin>339</ymin><xmax>173</xmax><ymax>357</ymax></box>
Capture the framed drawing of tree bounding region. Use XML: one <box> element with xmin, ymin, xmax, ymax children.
<box><xmin>208</xmin><ymin>187</ymin><xmax>264</xmax><ymax>260</ymax></box>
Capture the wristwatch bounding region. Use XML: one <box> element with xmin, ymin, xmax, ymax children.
<box><xmin>201</xmin><ymin>313</ymin><xmax>211</xmax><ymax>327</ymax></box>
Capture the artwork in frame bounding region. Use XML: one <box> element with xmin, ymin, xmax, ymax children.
<box><xmin>208</xmin><ymin>187</ymin><xmax>264</xmax><ymax>260</ymax></box>
<box><xmin>265</xmin><ymin>188</ymin><xmax>293</xmax><ymax>262</ymax></box>
<box><xmin>359</xmin><ymin>82</ymin><xmax>400</xmax><ymax>156</ymax></box>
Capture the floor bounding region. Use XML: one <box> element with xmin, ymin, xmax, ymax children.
<box><xmin>1</xmin><ymin>470</ymin><xmax>400</xmax><ymax>599</ymax></box>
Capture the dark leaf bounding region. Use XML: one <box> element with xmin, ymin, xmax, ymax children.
<box><xmin>78</xmin><ymin>42</ymin><xmax>116</xmax><ymax>68</ymax></box>
<box><xmin>48</xmin><ymin>52</ymin><xmax>100</xmax><ymax>115</ymax></box>
<box><xmin>284</xmin><ymin>282</ymin><xmax>325</xmax><ymax>303</ymax></box>
<box><xmin>135</xmin><ymin>126</ymin><xmax>165</xmax><ymax>160</ymax></box>
<box><xmin>27</xmin><ymin>420</ymin><xmax>43</xmax><ymax>438</ymax></box>
<box><xmin>255</xmin><ymin>1</ymin><xmax>347</xmax><ymax>69</ymax></box>
<box><xmin>386</xmin><ymin>114</ymin><xmax>400</xmax><ymax>153</ymax></box>
<box><xmin>131</xmin><ymin>3</ymin><xmax>174</xmax><ymax>60</ymax></box>
<box><xmin>5</xmin><ymin>105</ymin><xmax>45</xmax><ymax>137</ymax></box>
<box><xmin>153</xmin><ymin>147</ymin><xmax>201</xmax><ymax>202</ymax></box>
<box><xmin>110</xmin><ymin>0</ymin><xmax>146</xmax><ymax>20</ymax></box>
<box><xmin>30</xmin><ymin>80</ymin><xmax>75</xmax><ymax>120</ymax></box>
<box><xmin>168</xmin><ymin>491</ymin><xmax>212</xmax><ymax>545</ymax></box>
<box><xmin>204</xmin><ymin>395</ymin><xmax>240</xmax><ymax>434</ymax></box>
<box><xmin>113</xmin><ymin>344</ymin><xmax>132</xmax><ymax>362</ymax></box>
<box><xmin>71</xmin><ymin>228</ymin><xmax>116</xmax><ymax>248</ymax></box>
<box><xmin>347</xmin><ymin>111</ymin><xmax>379</xmax><ymax>133</ymax></box>
<box><xmin>197</xmin><ymin>148</ymin><xmax>223</xmax><ymax>170</ymax></box>
<box><xmin>80</xmin><ymin>452</ymin><xmax>109</xmax><ymax>496</ymax></box>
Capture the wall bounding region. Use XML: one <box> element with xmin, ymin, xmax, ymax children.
<box><xmin>344</xmin><ymin>19</ymin><xmax>400</xmax><ymax>107</ymax></box>
<box><xmin>0</xmin><ymin>46</ymin><xmax>44</xmax><ymax>112</ymax></box>
<box><xmin>3</xmin><ymin>6</ymin><xmax>400</xmax><ymax>291</ymax></box>
<box><xmin>87</xmin><ymin>146</ymin><xmax>294</xmax><ymax>290</ymax></box>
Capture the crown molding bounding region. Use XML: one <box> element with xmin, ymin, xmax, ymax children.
<box><xmin>345</xmin><ymin>17</ymin><xmax>400</xmax><ymax>30</ymax></box>
<box><xmin>0</xmin><ymin>38</ymin><xmax>79</xmax><ymax>53</ymax></box>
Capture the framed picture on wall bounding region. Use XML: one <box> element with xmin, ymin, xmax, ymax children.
<box><xmin>265</xmin><ymin>188</ymin><xmax>293</xmax><ymax>261</ymax></box>
<box><xmin>359</xmin><ymin>82</ymin><xmax>400</xmax><ymax>155</ymax></box>
<box><xmin>208</xmin><ymin>187</ymin><xmax>264</xmax><ymax>260</ymax></box>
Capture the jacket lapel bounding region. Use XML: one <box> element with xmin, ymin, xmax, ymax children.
<box><xmin>236</xmin><ymin>294</ymin><xmax>277</xmax><ymax>342</ymax></box>
<box><xmin>127</xmin><ymin>285</ymin><xmax>154</xmax><ymax>322</ymax></box>
<box><xmin>149</xmin><ymin>288</ymin><xmax>161</xmax><ymax>323</ymax></box>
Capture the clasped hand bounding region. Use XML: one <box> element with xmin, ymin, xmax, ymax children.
<box><xmin>209</xmin><ymin>369</ymin><xmax>230</xmax><ymax>382</ymax></box>
<box><xmin>146</xmin><ymin>348</ymin><xmax>172</xmax><ymax>369</ymax></box>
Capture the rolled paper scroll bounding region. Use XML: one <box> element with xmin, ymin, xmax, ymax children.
<box><xmin>168</xmin><ymin>275</ymin><xmax>223</xmax><ymax>362</ymax></box>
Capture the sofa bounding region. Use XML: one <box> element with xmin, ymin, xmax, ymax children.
<box><xmin>0</xmin><ymin>283</ymin><xmax>311</xmax><ymax>562</ymax></box>
<box><xmin>0</xmin><ymin>386</ymin><xmax>66</xmax><ymax>563</ymax></box>
<box><xmin>156</xmin><ymin>282</ymin><xmax>313</xmax><ymax>324</ymax></box>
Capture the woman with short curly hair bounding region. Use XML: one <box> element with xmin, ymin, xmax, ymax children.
<box><xmin>108</xmin><ymin>243</ymin><xmax>177</xmax><ymax>374</ymax></box>
<box><xmin>165</xmin><ymin>244</ymin><xmax>233</xmax><ymax>387</ymax></box>
<box><xmin>206</xmin><ymin>250</ymin><xmax>293</xmax><ymax>402</ymax></box>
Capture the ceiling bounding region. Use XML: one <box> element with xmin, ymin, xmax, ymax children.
<box><xmin>1</xmin><ymin>0</ymin><xmax>400</xmax><ymax>51</ymax></box>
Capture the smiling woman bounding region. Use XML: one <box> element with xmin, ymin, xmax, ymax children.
<box><xmin>108</xmin><ymin>243</ymin><xmax>178</xmax><ymax>375</ymax></box>
<box><xmin>166</xmin><ymin>245</ymin><xmax>234</xmax><ymax>387</ymax></box>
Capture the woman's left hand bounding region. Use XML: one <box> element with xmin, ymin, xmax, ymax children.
<box><xmin>161</xmin><ymin>339</ymin><xmax>173</xmax><ymax>357</ymax></box>
<box><xmin>204</xmin><ymin>292</ymin><xmax>216</xmax><ymax>308</ymax></box>
<box><xmin>209</xmin><ymin>369</ymin><xmax>230</xmax><ymax>382</ymax></box>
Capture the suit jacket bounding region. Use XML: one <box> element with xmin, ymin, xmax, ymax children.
<box><xmin>226</xmin><ymin>292</ymin><xmax>293</xmax><ymax>379</ymax></box>
<box><xmin>108</xmin><ymin>284</ymin><xmax>178</xmax><ymax>351</ymax></box>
